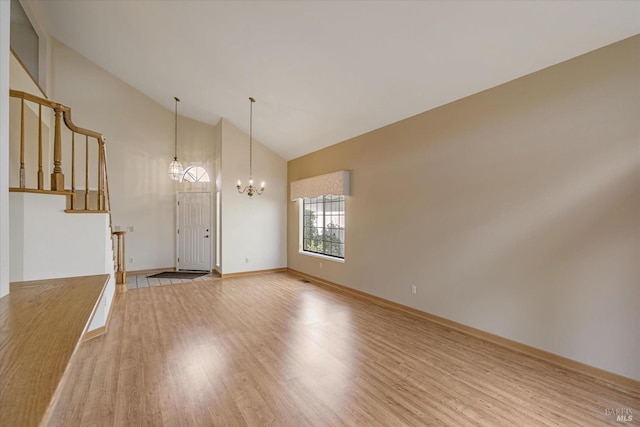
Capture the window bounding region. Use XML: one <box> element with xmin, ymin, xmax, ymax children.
<box><xmin>302</xmin><ymin>195</ymin><xmax>345</xmax><ymax>259</ymax></box>
<box><xmin>10</xmin><ymin>0</ymin><xmax>39</xmax><ymax>82</ymax></box>
<box><xmin>181</xmin><ymin>166</ymin><xmax>210</xmax><ymax>183</ymax></box>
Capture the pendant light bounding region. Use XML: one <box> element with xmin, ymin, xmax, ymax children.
<box><xmin>237</xmin><ymin>97</ymin><xmax>265</xmax><ymax>197</ymax></box>
<box><xmin>168</xmin><ymin>96</ymin><xmax>183</xmax><ymax>181</ymax></box>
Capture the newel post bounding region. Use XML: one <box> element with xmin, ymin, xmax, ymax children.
<box><xmin>50</xmin><ymin>107</ymin><xmax>65</xmax><ymax>191</ymax></box>
<box><xmin>113</xmin><ymin>231</ymin><xmax>127</xmax><ymax>293</ymax></box>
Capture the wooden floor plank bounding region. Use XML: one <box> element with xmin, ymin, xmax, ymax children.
<box><xmin>45</xmin><ymin>273</ymin><xmax>638</xmax><ymax>426</ymax></box>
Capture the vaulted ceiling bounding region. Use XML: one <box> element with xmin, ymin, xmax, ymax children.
<box><xmin>31</xmin><ymin>0</ymin><xmax>640</xmax><ymax>160</ymax></box>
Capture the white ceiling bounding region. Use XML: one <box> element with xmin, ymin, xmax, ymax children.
<box><xmin>30</xmin><ymin>0</ymin><xmax>640</xmax><ymax>160</ymax></box>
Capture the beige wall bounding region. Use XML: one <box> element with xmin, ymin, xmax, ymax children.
<box><xmin>288</xmin><ymin>36</ymin><xmax>640</xmax><ymax>380</ymax></box>
<box><xmin>51</xmin><ymin>39</ymin><xmax>218</xmax><ymax>271</ymax></box>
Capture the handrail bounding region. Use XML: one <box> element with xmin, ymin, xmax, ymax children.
<box><xmin>62</xmin><ymin>107</ymin><xmax>104</xmax><ymax>140</ymax></box>
<box><xmin>9</xmin><ymin>89</ymin><xmax>59</xmax><ymax>110</ymax></box>
<box><xmin>10</xmin><ymin>89</ymin><xmax>104</xmax><ymax>139</ymax></box>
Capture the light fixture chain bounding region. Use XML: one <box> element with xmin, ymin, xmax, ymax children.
<box><xmin>237</xmin><ymin>96</ymin><xmax>263</xmax><ymax>196</ymax></box>
<box><xmin>168</xmin><ymin>96</ymin><xmax>183</xmax><ymax>181</ymax></box>
<box><xmin>249</xmin><ymin>97</ymin><xmax>254</xmax><ymax>179</ymax></box>
<box><xmin>174</xmin><ymin>96</ymin><xmax>180</xmax><ymax>160</ymax></box>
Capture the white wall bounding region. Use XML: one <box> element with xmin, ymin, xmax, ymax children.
<box><xmin>26</xmin><ymin>38</ymin><xmax>283</xmax><ymax>278</ymax></box>
<box><xmin>214</xmin><ymin>122</ymin><xmax>222</xmax><ymax>270</ymax></box>
<box><xmin>50</xmin><ymin>39</ymin><xmax>218</xmax><ymax>272</ymax></box>
<box><xmin>9</xmin><ymin>192</ymin><xmax>111</xmax><ymax>281</ymax></box>
<box><xmin>0</xmin><ymin>0</ymin><xmax>11</xmax><ymax>298</ymax></box>
<box><xmin>87</xmin><ymin>223</ymin><xmax>117</xmax><ymax>331</ymax></box>
<box><xmin>9</xmin><ymin>191</ymin><xmax>115</xmax><ymax>331</ymax></box>
<box><xmin>220</xmin><ymin>119</ymin><xmax>286</xmax><ymax>274</ymax></box>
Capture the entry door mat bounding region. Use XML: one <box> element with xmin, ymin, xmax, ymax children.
<box><xmin>147</xmin><ymin>272</ymin><xmax>207</xmax><ymax>280</ymax></box>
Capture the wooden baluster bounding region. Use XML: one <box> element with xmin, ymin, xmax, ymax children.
<box><xmin>51</xmin><ymin>107</ymin><xmax>64</xmax><ymax>191</ymax></box>
<box><xmin>113</xmin><ymin>231</ymin><xmax>127</xmax><ymax>293</ymax></box>
<box><xmin>70</xmin><ymin>132</ymin><xmax>76</xmax><ymax>210</ymax></box>
<box><xmin>97</xmin><ymin>139</ymin><xmax>103</xmax><ymax>211</ymax></box>
<box><xmin>84</xmin><ymin>135</ymin><xmax>89</xmax><ymax>210</ymax></box>
<box><xmin>20</xmin><ymin>99</ymin><xmax>25</xmax><ymax>188</ymax></box>
<box><xmin>37</xmin><ymin>104</ymin><xmax>44</xmax><ymax>190</ymax></box>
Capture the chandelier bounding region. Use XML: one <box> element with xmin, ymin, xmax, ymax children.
<box><xmin>237</xmin><ymin>97</ymin><xmax>265</xmax><ymax>197</ymax></box>
<box><xmin>168</xmin><ymin>96</ymin><xmax>183</xmax><ymax>181</ymax></box>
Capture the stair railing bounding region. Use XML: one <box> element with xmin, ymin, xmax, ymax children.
<box><xmin>103</xmin><ymin>147</ymin><xmax>128</xmax><ymax>294</ymax></box>
<box><xmin>9</xmin><ymin>89</ymin><xmax>106</xmax><ymax>212</ymax></box>
<box><xmin>9</xmin><ymin>89</ymin><xmax>127</xmax><ymax>292</ymax></box>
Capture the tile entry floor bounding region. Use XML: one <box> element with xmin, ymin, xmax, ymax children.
<box><xmin>127</xmin><ymin>271</ymin><xmax>221</xmax><ymax>289</ymax></box>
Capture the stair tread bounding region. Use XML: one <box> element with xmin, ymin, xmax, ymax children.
<box><xmin>0</xmin><ymin>275</ymin><xmax>109</xmax><ymax>427</ymax></box>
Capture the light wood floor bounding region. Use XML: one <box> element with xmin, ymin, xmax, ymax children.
<box><xmin>45</xmin><ymin>273</ymin><xmax>638</xmax><ymax>426</ymax></box>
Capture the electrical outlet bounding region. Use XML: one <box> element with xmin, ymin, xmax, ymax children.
<box><xmin>411</xmin><ymin>284</ymin><xmax>417</xmax><ymax>294</ymax></box>
<box><xmin>245</xmin><ymin>258</ymin><xmax>249</xmax><ymax>263</ymax></box>
<box><xmin>319</xmin><ymin>262</ymin><xmax>323</xmax><ymax>269</ymax></box>
<box><xmin>127</xmin><ymin>226</ymin><xmax>134</xmax><ymax>232</ymax></box>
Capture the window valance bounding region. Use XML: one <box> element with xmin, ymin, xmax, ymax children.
<box><xmin>290</xmin><ymin>170</ymin><xmax>350</xmax><ymax>201</ymax></box>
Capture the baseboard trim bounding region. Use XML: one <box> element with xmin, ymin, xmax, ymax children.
<box><xmin>286</xmin><ymin>268</ymin><xmax>639</xmax><ymax>392</ymax></box>
<box><xmin>64</xmin><ymin>210</ymin><xmax>109</xmax><ymax>214</ymax></box>
<box><xmin>221</xmin><ymin>268</ymin><xmax>287</xmax><ymax>279</ymax></box>
<box><xmin>9</xmin><ymin>187</ymin><xmax>73</xmax><ymax>196</ymax></box>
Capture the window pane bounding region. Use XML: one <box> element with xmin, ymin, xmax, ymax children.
<box><xmin>10</xmin><ymin>0</ymin><xmax>39</xmax><ymax>81</ymax></box>
<box><xmin>302</xmin><ymin>195</ymin><xmax>345</xmax><ymax>259</ymax></box>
